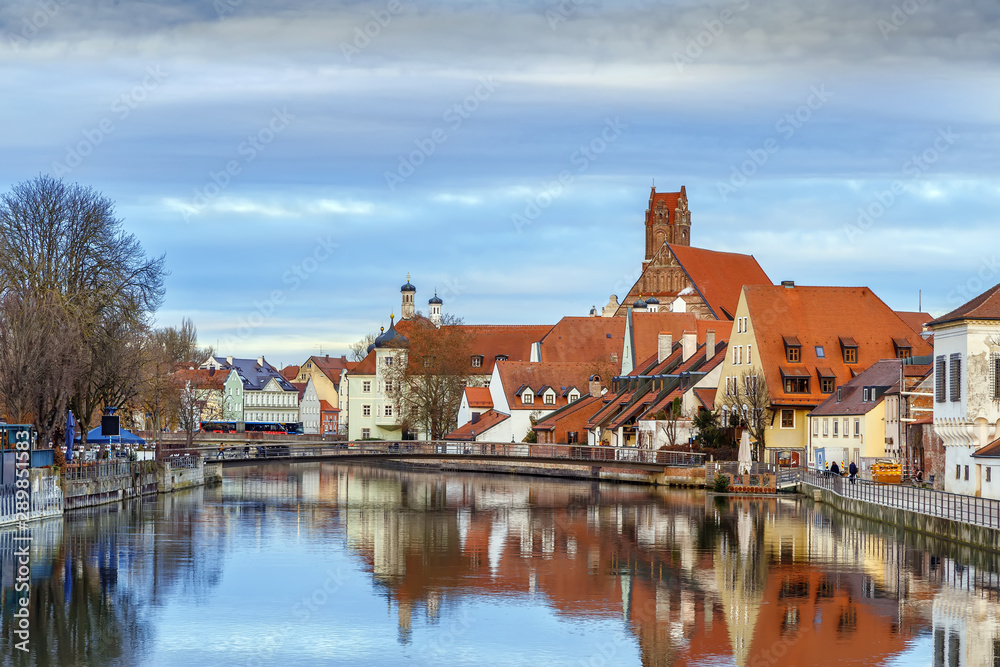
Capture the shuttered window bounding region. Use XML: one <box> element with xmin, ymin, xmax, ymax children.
<box><xmin>950</xmin><ymin>353</ymin><xmax>962</xmax><ymax>402</ymax></box>
<box><xmin>935</xmin><ymin>355</ymin><xmax>946</xmax><ymax>403</ymax></box>
<box><xmin>992</xmin><ymin>353</ymin><xmax>1000</xmax><ymax>400</ymax></box>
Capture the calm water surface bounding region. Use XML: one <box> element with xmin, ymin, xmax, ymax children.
<box><xmin>3</xmin><ymin>462</ymin><xmax>1000</xmax><ymax>666</ymax></box>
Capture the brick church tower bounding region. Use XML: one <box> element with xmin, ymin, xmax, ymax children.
<box><xmin>643</xmin><ymin>185</ymin><xmax>691</xmax><ymax>268</ymax></box>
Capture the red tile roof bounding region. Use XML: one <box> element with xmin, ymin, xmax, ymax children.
<box><xmin>464</xmin><ymin>387</ymin><xmax>493</xmax><ymax>409</ymax></box>
<box><xmin>497</xmin><ymin>362</ymin><xmax>594</xmax><ymax>411</ymax></box>
<box><xmin>666</xmin><ymin>244</ymin><xmax>772</xmax><ymax>320</ymax></box>
<box><xmin>533</xmin><ymin>395</ymin><xmax>602</xmax><ymax>431</ymax></box>
<box><xmin>446</xmin><ymin>409</ymin><xmax>509</xmax><ymax>441</ymax></box>
<box><xmin>929</xmin><ymin>283</ymin><xmax>1000</xmax><ymax>327</ymax></box>
<box><xmin>396</xmin><ymin>319</ymin><xmax>551</xmax><ymax>373</ymax></box>
<box><xmin>693</xmin><ymin>388</ymin><xmax>717</xmax><ymax>409</ymax></box>
<box><xmin>742</xmin><ymin>285</ymin><xmax>934</xmax><ymax>408</ymax></box>
<box><xmin>352</xmin><ymin>350</ymin><xmax>377</xmax><ymax>375</ymax></box>
<box><xmin>174</xmin><ymin>367</ymin><xmax>229</xmax><ymax>391</ymax></box>
<box><xmin>810</xmin><ymin>359</ymin><xmax>903</xmax><ymax>417</ymax></box>
<box><xmin>308</xmin><ymin>355</ymin><xmax>351</xmax><ymax>384</ymax></box>
<box><xmin>280</xmin><ymin>365</ymin><xmax>299</xmax><ymax>381</ymax></box>
<box><xmin>895</xmin><ymin>311</ymin><xmax>930</xmax><ymax>334</ymax></box>
<box><xmin>291</xmin><ymin>382</ymin><xmax>307</xmax><ymax>401</ymax></box>
<box><xmin>645</xmin><ymin>187</ymin><xmax>682</xmax><ymax>227</ymax></box>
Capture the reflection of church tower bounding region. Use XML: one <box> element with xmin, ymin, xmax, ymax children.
<box><xmin>400</xmin><ymin>275</ymin><xmax>416</xmax><ymax>320</ymax></box>
<box><xmin>714</xmin><ymin>508</ymin><xmax>765</xmax><ymax>667</ymax></box>
<box><xmin>429</xmin><ymin>291</ymin><xmax>443</xmax><ymax>327</ymax></box>
<box><xmin>397</xmin><ymin>598</ymin><xmax>412</xmax><ymax>645</ymax></box>
<box><xmin>644</xmin><ymin>185</ymin><xmax>691</xmax><ymax>266</ymax></box>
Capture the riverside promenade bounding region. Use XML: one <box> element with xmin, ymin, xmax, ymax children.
<box><xmin>795</xmin><ymin>468</ymin><xmax>1000</xmax><ymax>552</ymax></box>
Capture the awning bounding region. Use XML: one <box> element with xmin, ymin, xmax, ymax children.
<box><xmin>780</xmin><ymin>366</ymin><xmax>811</xmax><ymax>378</ymax></box>
<box><xmin>815</xmin><ymin>366</ymin><xmax>836</xmax><ymax>378</ymax></box>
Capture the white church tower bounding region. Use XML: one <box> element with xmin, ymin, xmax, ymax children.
<box><xmin>428</xmin><ymin>291</ymin><xmax>443</xmax><ymax>327</ymax></box>
<box><xmin>400</xmin><ymin>275</ymin><xmax>416</xmax><ymax>319</ymax></box>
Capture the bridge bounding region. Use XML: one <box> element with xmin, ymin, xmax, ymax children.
<box><xmin>149</xmin><ymin>435</ymin><xmax>706</xmax><ymax>473</ymax></box>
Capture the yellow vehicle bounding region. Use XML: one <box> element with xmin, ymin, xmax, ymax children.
<box><xmin>871</xmin><ymin>460</ymin><xmax>902</xmax><ymax>484</ymax></box>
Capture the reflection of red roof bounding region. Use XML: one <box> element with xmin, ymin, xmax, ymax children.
<box><xmin>464</xmin><ymin>387</ymin><xmax>493</xmax><ymax>409</ymax></box>
<box><xmin>446</xmin><ymin>409</ymin><xmax>509</xmax><ymax>440</ymax></box>
<box><xmin>667</xmin><ymin>244</ymin><xmax>771</xmax><ymax>320</ymax></box>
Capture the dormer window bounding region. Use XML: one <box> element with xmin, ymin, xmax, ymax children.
<box><xmin>544</xmin><ymin>391</ymin><xmax>556</xmax><ymax>405</ymax></box>
<box><xmin>495</xmin><ymin>355</ymin><xmax>508</xmax><ymax>362</ymax></box>
<box><xmin>568</xmin><ymin>390</ymin><xmax>580</xmax><ymax>403</ymax></box>
<box><xmin>783</xmin><ymin>335</ymin><xmax>802</xmax><ymax>363</ymax></box>
<box><xmin>471</xmin><ymin>355</ymin><xmax>484</xmax><ymax>368</ymax></box>
<box><xmin>840</xmin><ymin>336</ymin><xmax>858</xmax><ymax>364</ymax></box>
<box><xmin>893</xmin><ymin>337</ymin><xmax>912</xmax><ymax>360</ymax></box>
<box><xmin>522</xmin><ymin>389</ymin><xmax>534</xmax><ymax>405</ymax></box>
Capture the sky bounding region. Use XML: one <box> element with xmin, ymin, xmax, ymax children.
<box><xmin>2</xmin><ymin>0</ymin><xmax>999</xmax><ymax>367</ymax></box>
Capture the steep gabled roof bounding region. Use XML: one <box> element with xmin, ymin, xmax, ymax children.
<box><xmin>666</xmin><ymin>244</ymin><xmax>772</xmax><ymax>320</ymax></box>
<box><xmin>351</xmin><ymin>350</ymin><xmax>377</xmax><ymax>376</ymax></box>
<box><xmin>497</xmin><ymin>362</ymin><xmax>595</xmax><ymax>411</ymax></box>
<box><xmin>928</xmin><ymin>283</ymin><xmax>1000</xmax><ymax>327</ymax></box>
<box><xmin>533</xmin><ymin>395</ymin><xmax>602</xmax><ymax>431</ymax></box>
<box><xmin>895</xmin><ymin>311</ymin><xmax>931</xmax><ymax>334</ymax></box>
<box><xmin>464</xmin><ymin>387</ymin><xmax>493</xmax><ymax>409</ymax></box>
<box><xmin>280</xmin><ymin>365</ymin><xmax>299</xmax><ymax>381</ymax></box>
<box><xmin>743</xmin><ymin>285</ymin><xmax>933</xmax><ymax>408</ymax></box>
<box><xmin>395</xmin><ymin>319</ymin><xmax>552</xmax><ymax>373</ymax></box>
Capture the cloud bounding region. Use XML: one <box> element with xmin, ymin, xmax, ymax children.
<box><xmin>161</xmin><ymin>196</ymin><xmax>374</xmax><ymax>218</ymax></box>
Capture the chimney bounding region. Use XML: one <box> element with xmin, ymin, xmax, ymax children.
<box><xmin>589</xmin><ymin>375</ymin><xmax>602</xmax><ymax>397</ymax></box>
<box><xmin>706</xmin><ymin>330</ymin><xmax>716</xmax><ymax>360</ymax></box>
<box><xmin>257</xmin><ymin>356</ymin><xmax>265</xmax><ymax>367</ymax></box>
<box><xmin>682</xmin><ymin>331</ymin><xmax>697</xmax><ymax>362</ymax></box>
<box><xmin>657</xmin><ymin>333</ymin><xmax>673</xmax><ymax>363</ymax></box>
<box><xmin>781</xmin><ymin>280</ymin><xmax>795</xmax><ymax>288</ymax></box>
<box><xmin>226</xmin><ymin>356</ymin><xmax>233</xmax><ymax>365</ymax></box>
<box><xmin>341</xmin><ymin>355</ymin><xmax>347</xmax><ymax>362</ymax></box>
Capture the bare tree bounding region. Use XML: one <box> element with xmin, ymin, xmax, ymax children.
<box><xmin>349</xmin><ymin>332</ymin><xmax>378</xmax><ymax>362</ymax></box>
<box><xmin>0</xmin><ymin>293</ymin><xmax>85</xmax><ymax>447</ymax></box>
<box><xmin>384</xmin><ymin>315</ymin><xmax>474</xmax><ymax>440</ymax></box>
<box><xmin>0</xmin><ymin>176</ymin><xmax>166</xmax><ymax>445</ymax></box>
<box><xmin>717</xmin><ymin>371</ymin><xmax>772</xmax><ymax>461</ymax></box>
<box><xmin>661</xmin><ymin>396</ymin><xmax>683</xmax><ymax>449</ymax></box>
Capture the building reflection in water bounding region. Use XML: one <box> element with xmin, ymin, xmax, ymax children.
<box><xmin>3</xmin><ymin>462</ymin><xmax>1000</xmax><ymax>665</ymax></box>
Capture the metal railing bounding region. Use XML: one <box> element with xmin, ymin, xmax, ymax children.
<box><xmin>201</xmin><ymin>441</ymin><xmax>708</xmax><ymax>468</ymax></box>
<box><xmin>166</xmin><ymin>455</ymin><xmax>200</xmax><ymax>469</ymax></box>
<box><xmin>0</xmin><ymin>477</ymin><xmax>63</xmax><ymax>525</ymax></box>
<box><xmin>62</xmin><ymin>460</ymin><xmax>156</xmax><ymax>481</ymax></box>
<box><xmin>798</xmin><ymin>468</ymin><xmax>1000</xmax><ymax>531</ymax></box>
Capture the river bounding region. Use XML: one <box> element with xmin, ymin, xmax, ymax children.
<box><xmin>3</xmin><ymin>462</ymin><xmax>1000</xmax><ymax>666</ymax></box>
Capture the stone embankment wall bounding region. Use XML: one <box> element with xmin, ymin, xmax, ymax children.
<box><xmin>386</xmin><ymin>458</ymin><xmax>706</xmax><ymax>487</ymax></box>
<box><xmin>62</xmin><ymin>468</ymin><xmax>158</xmax><ymax>510</ymax></box>
<box><xmin>805</xmin><ymin>484</ymin><xmax>1000</xmax><ymax>552</ymax></box>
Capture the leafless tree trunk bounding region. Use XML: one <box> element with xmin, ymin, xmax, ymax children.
<box><xmin>717</xmin><ymin>371</ymin><xmax>772</xmax><ymax>461</ymax></box>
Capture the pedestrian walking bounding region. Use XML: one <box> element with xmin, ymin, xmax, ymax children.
<box><xmin>830</xmin><ymin>461</ymin><xmax>840</xmax><ymax>476</ymax></box>
<box><xmin>848</xmin><ymin>460</ymin><xmax>858</xmax><ymax>484</ymax></box>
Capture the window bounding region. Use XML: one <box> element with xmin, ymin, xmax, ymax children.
<box><xmin>843</xmin><ymin>347</ymin><xmax>857</xmax><ymax>363</ymax></box>
<box><xmin>568</xmin><ymin>391</ymin><xmax>580</xmax><ymax>403</ymax></box>
<box><xmin>992</xmin><ymin>354</ymin><xmax>1000</xmax><ymax>400</ymax></box>
<box><xmin>385</xmin><ymin>380</ymin><xmax>393</xmax><ymax>393</ymax></box>
<box><xmin>522</xmin><ymin>390</ymin><xmax>534</xmax><ymax>405</ymax></box>
<box><xmin>897</xmin><ymin>348</ymin><xmax>911</xmax><ymax>360</ymax></box>
<box><xmin>988</xmin><ymin>467</ymin><xmax>992</xmax><ymax>483</ymax></box>
<box><xmin>957</xmin><ymin>464</ymin><xmax>961</xmax><ymax>480</ymax></box>
<box><xmin>863</xmin><ymin>388</ymin><xmax>869</xmax><ymax>402</ymax></box>
<box><xmin>361</xmin><ymin>428</ymin><xmax>370</xmax><ymax>439</ymax></box>
<box><xmin>362</xmin><ymin>381</ymin><xmax>371</xmax><ymax>393</ymax></box>
<box><xmin>965</xmin><ymin>465</ymin><xmax>970</xmax><ymax>481</ymax></box>
<box><xmin>787</xmin><ymin>346</ymin><xmax>800</xmax><ymax>363</ymax></box>
<box><xmin>812</xmin><ymin>419</ymin><xmax>818</xmax><ymax>436</ymax></box>
<box><xmin>833</xmin><ymin>420</ymin><xmax>839</xmax><ymax>437</ymax></box>
<box><xmin>744</xmin><ymin>374</ymin><xmax>758</xmax><ymax>393</ymax></box>
<box><xmin>784</xmin><ymin>377</ymin><xmax>809</xmax><ymax>393</ymax></box>
<box><xmin>854</xmin><ymin>419</ymin><xmax>860</xmax><ymax>437</ymax></box>
<box><xmin>544</xmin><ymin>392</ymin><xmax>555</xmax><ymax>405</ymax></box>
<box><xmin>747</xmin><ymin>345</ymin><xmax>752</xmax><ymax>364</ymax></box>
<box><xmin>815</xmin><ymin>346</ymin><xmax>825</xmax><ymax>358</ymax></box>
<box><xmin>950</xmin><ymin>353</ymin><xmax>962</xmax><ymax>402</ymax></box>
<box><xmin>821</xmin><ymin>377</ymin><xmax>834</xmax><ymax>393</ymax></box>
<box><xmin>495</xmin><ymin>354</ymin><xmax>508</xmax><ymax>362</ymax></box>
<box><xmin>471</xmin><ymin>355</ymin><xmax>484</xmax><ymax>368</ymax></box>
<box><xmin>935</xmin><ymin>355</ymin><xmax>946</xmax><ymax>403</ymax></box>
<box><xmin>843</xmin><ymin>418</ymin><xmax>849</xmax><ymax>438</ymax></box>
<box><xmin>733</xmin><ymin>346</ymin><xmax>740</xmax><ymax>364</ymax></box>
<box><xmin>362</xmin><ymin>404</ymin><xmax>371</xmax><ymax>417</ymax></box>
<box><xmin>781</xmin><ymin>410</ymin><xmax>794</xmax><ymax>428</ymax></box>
<box><xmin>384</xmin><ymin>405</ymin><xmax>393</xmax><ymax>417</ymax></box>
<box><xmin>385</xmin><ymin>356</ymin><xmax>393</xmax><ymax>366</ymax></box>
<box><xmin>823</xmin><ymin>419</ymin><xmax>829</xmax><ymax>436</ymax></box>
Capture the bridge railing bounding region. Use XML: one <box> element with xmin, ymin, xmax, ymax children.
<box><xmin>201</xmin><ymin>440</ymin><xmax>707</xmax><ymax>467</ymax></box>
<box><xmin>799</xmin><ymin>468</ymin><xmax>1000</xmax><ymax>531</ymax></box>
